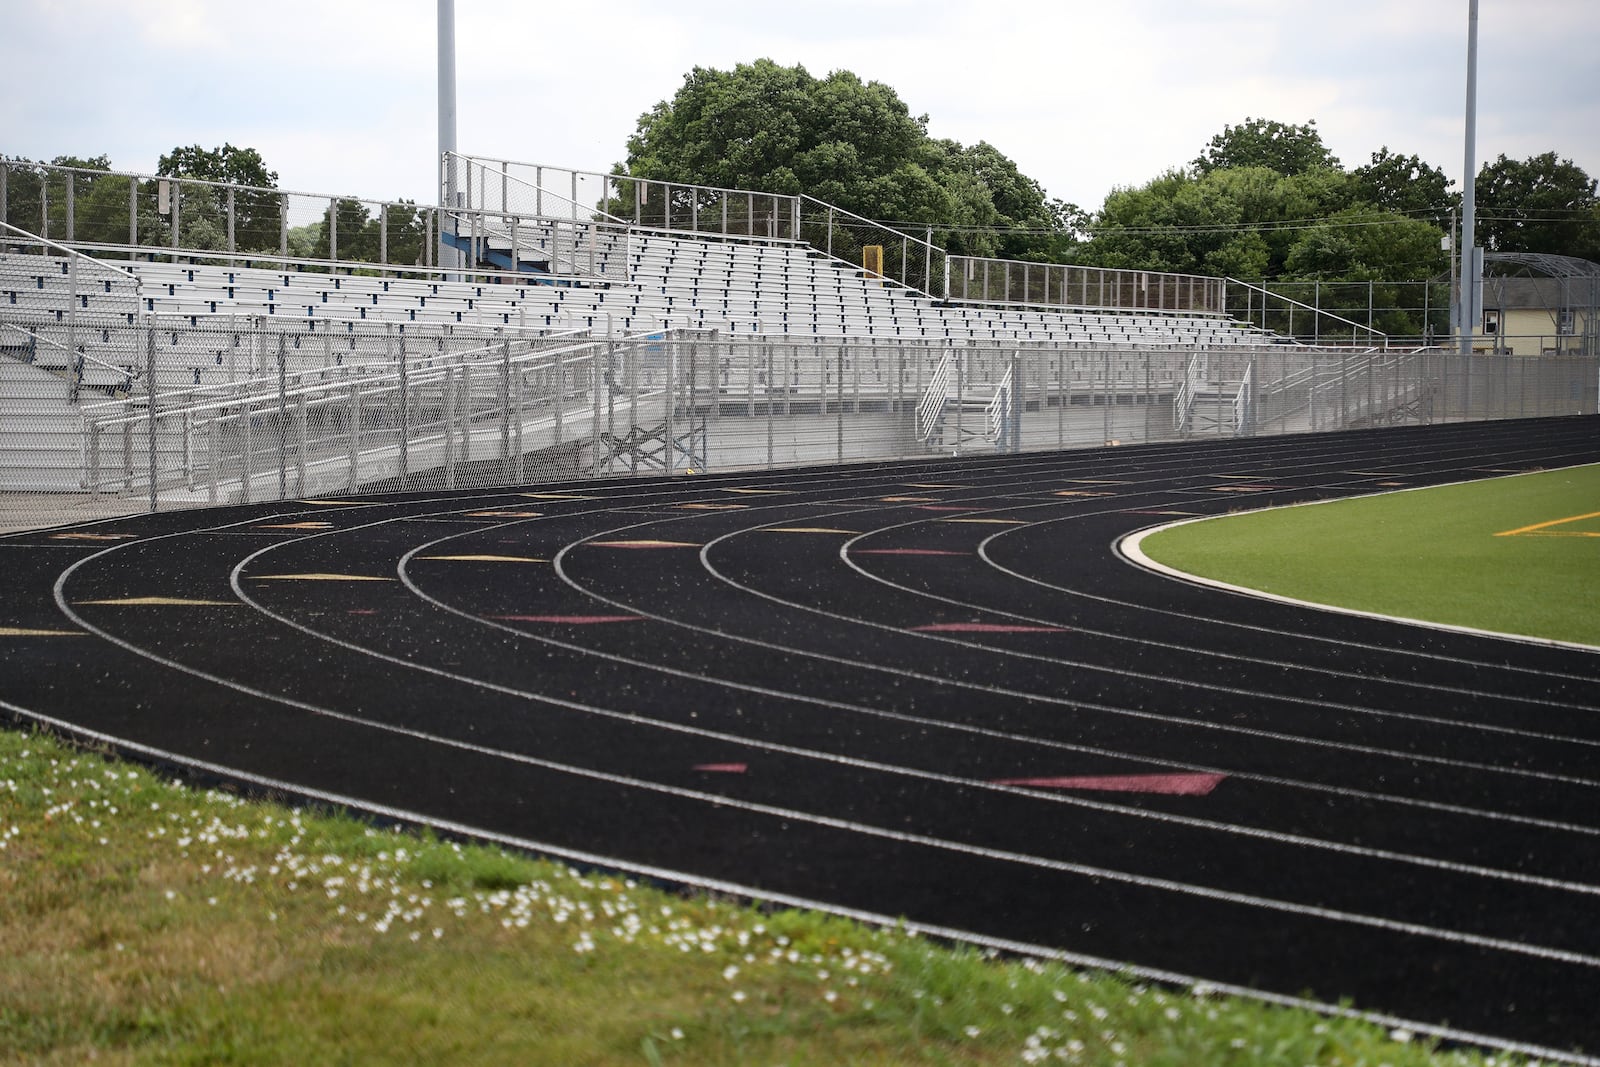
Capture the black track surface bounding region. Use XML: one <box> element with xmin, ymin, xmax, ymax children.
<box><xmin>5</xmin><ymin>417</ymin><xmax>1600</xmax><ymax>1061</ymax></box>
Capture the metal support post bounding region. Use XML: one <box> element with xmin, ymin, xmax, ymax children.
<box><xmin>146</xmin><ymin>325</ymin><xmax>158</xmax><ymax>513</ymax></box>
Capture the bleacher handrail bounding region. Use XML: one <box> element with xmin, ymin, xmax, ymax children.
<box><xmin>916</xmin><ymin>349</ymin><xmax>955</xmax><ymax>441</ymax></box>
<box><xmin>1226</xmin><ymin>277</ymin><xmax>1387</xmax><ymax>345</ymax></box>
<box><xmin>946</xmin><ymin>254</ymin><xmax>1228</xmax><ymax>318</ymax></box>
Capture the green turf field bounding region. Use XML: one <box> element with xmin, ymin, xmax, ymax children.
<box><xmin>1136</xmin><ymin>462</ymin><xmax>1600</xmax><ymax>648</ymax></box>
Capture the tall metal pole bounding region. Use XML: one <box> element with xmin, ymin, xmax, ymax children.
<box><xmin>1458</xmin><ymin>0</ymin><xmax>1479</xmax><ymax>358</ymax></box>
<box><xmin>438</xmin><ymin>0</ymin><xmax>459</xmax><ymax>276</ymax></box>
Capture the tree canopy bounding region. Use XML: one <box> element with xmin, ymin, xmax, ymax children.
<box><xmin>1192</xmin><ymin>118</ymin><xmax>1340</xmax><ymax>177</ymax></box>
<box><xmin>619</xmin><ymin>59</ymin><xmax>1073</xmax><ymax>259</ymax></box>
<box><xmin>1476</xmin><ymin>151</ymin><xmax>1600</xmax><ymax>262</ymax></box>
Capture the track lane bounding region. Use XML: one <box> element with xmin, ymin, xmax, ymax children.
<box><xmin>5</xmin><ymin>417</ymin><xmax>1600</xmax><ymax>1059</ymax></box>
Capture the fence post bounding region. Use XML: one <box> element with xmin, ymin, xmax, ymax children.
<box><xmin>348</xmin><ymin>374</ymin><xmax>361</xmax><ymax>493</ymax></box>
<box><xmin>836</xmin><ymin>345</ymin><xmax>845</xmax><ymax>465</ymax></box>
<box><xmin>500</xmin><ymin>340</ymin><xmax>512</xmax><ymax>483</ymax></box>
<box><xmin>145</xmin><ymin>324</ymin><xmax>158</xmax><ymax>513</ymax></box>
<box><xmin>276</xmin><ymin>334</ymin><xmax>288</xmax><ymax>501</ymax></box>
<box><xmin>444</xmin><ymin>365</ymin><xmax>457</xmax><ymax>490</ymax></box>
<box><xmin>398</xmin><ymin>336</ymin><xmax>410</xmax><ymax>483</ymax></box>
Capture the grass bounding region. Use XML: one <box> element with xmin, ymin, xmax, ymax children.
<box><xmin>0</xmin><ymin>723</ymin><xmax>1538</xmax><ymax>1066</ymax></box>
<box><xmin>1138</xmin><ymin>463</ymin><xmax>1600</xmax><ymax>647</ymax></box>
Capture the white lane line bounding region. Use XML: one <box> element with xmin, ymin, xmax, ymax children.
<box><xmin>977</xmin><ymin>504</ymin><xmax>1600</xmax><ymax>687</ymax></box>
<box><xmin>1119</xmin><ymin>514</ymin><xmax>1600</xmax><ymax>655</ymax></box>
<box><xmin>576</xmin><ymin>523</ymin><xmax>1600</xmax><ymax>792</ymax></box>
<box><xmin>11</xmin><ymin>593</ymin><xmax>1600</xmax><ymax>983</ymax></box>
<box><xmin>834</xmin><ymin>507</ymin><xmax>1600</xmax><ymax>725</ymax></box>
<box><xmin>388</xmin><ymin>529</ymin><xmax>1600</xmax><ymax>896</ymax></box>
<box><xmin>48</xmin><ymin>502</ymin><xmax>1600</xmax><ymax>916</ymax></box>
<box><xmin>4</xmin><ymin>693</ymin><xmax>1590</xmax><ymax>1067</ymax></box>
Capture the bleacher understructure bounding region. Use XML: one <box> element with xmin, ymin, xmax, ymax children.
<box><xmin>4</xmin><ymin>161</ymin><xmax>1588</xmax><ymax>501</ymax></box>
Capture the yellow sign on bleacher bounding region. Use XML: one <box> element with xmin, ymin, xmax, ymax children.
<box><xmin>862</xmin><ymin>245</ymin><xmax>884</xmax><ymax>280</ymax></box>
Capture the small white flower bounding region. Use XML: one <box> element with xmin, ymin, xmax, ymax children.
<box><xmin>963</xmin><ymin>1025</ymin><xmax>981</xmax><ymax>1039</ymax></box>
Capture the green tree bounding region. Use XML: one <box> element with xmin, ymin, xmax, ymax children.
<box><xmin>1475</xmin><ymin>152</ymin><xmax>1600</xmax><ymax>261</ymax></box>
<box><xmin>1283</xmin><ymin>208</ymin><xmax>1448</xmax><ymax>335</ymax></box>
<box><xmin>618</xmin><ymin>59</ymin><xmax>1071</xmax><ymax>264</ymax></box>
<box><xmin>1351</xmin><ymin>147</ymin><xmax>1457</xmax><ymax>221</ymax></box>
<box><xmin>157</xmin><ymin>143</ymin><xmax>281</xmax><ymax>253</ymax></box>
<box><xmin>1081</xmin><ymin>165</ymin><xmax>1357</xmax><ymax>280</ymax></box>
<box><xmin>1192</xmin><ymin>118</ymin><xmax>1340</xmax><ymax>177</ymax></box>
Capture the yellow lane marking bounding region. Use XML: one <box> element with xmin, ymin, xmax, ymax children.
<box><xmin>1054</xmin><ymin>490</ymin><xmax>1115</xmax><ymax>497</ymax></box>
<box><xmin>764</xmin><ymin>527</ymin><xmax>859</xmax><ymax>535</ymax></box>
<box><xmin>464</xmin><ymin>511</ymin><xmax>543</xmax><ymax>518</ymax></box>
<box><xmin>0</xmin><ymin>626</ymin><xmax>83</xmax><ymax>637</ymax></box>
<box><xmin>942</xmin><ymin>518</ymin><xmax>1028</xmax><ymax>525</ymax></box>
<box><xmin>49</xmin><ymin>532</ymin><xmax>135</xmax><ymax>541</ymax></box>
<box><xmin>251</xmin><ymin>573</ymin><xmax>396</xmax><ymax>582</ymax></box>
<box><xmin>415</xmin><ymin>555</ymin><xmax>547</xmax><ymax>563</ymax></box>
<box><xmin>258</xmin><ymin>522</ymin><xmax>335</xmax><ymax>530</ymax></box>
<box><xmin>75</xmin><ymin>597</ymin><xmax>236</xmax><ymax>606</ymax></box>
<box><xmin>1496</xmin><ymin>510</ymin><xmax>1600</xmax><ymax>538</ymax></box>
<box><xmin>675</xmin><ymin>503</ymin><xmax>748</xmax><ymax>510</ymax></box>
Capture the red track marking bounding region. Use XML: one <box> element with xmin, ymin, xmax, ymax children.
<box><xmin>490</xmin><ymin>614</ymin><xmax>642</xmax><ymax>624</ymax></box>
<box><xmin>693</xmin><ymin>763</ymin><xmax>749</xmax><ymax>774</ymax></box>
<box><xmin>912</xmin><ymin>622</ymin><xmax>1066</xmax><ymax>633</ymax></box>
<box><xmin>855</xmin><ymin>549</ymin><xmax>965</xmax><ymax>556</ymax></box>
<box><xmin>992</xmin><ymin>773</ymin><xmax>1226</xmax><ymax>795</ymax></box>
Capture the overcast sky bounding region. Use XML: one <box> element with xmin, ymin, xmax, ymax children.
<box><xmin>6</xmin><ymin>0</ymin><xmax>1597</xmax><ymax>215</ymax></box>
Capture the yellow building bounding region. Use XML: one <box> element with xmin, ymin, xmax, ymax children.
<box><xmin>1471</xmin><ymin>253</ymin><xmax>1599</xmax><ymax>356</ymax></box>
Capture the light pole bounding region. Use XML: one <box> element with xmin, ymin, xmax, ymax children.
<box><xmin>1457</xmin><ymin>0</ymin><xmax>1480</xmax><ymax>358</ymax></box>
<box><xmin>438</xmin><ymin>0</ymin><xmax>459</xmax><ymax>276</ymax></box>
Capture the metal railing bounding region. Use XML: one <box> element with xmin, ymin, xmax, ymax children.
<box><xmin>2</xmin><ymin>159</ymin><xmax>447</xmax><ymax>277</ymax></box>
<box><xmin>947</xmin><ymin>257</ymin><xmax>1227</xmax><ymax>316</ymax></box>
<box><xmin>445</xmin><ymin>153</ymin><xmax>803</xmax><ymax>241</ymax></box>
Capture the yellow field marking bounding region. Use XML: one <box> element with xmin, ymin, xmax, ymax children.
<box><xmin>75</xmin><ymin>597</ymin><xmax>236</xmax><ymax>606</ymax></box>
<box><xmin>414</xmin><ymin>555</ymin><xmax>547</xmax><ymax>563</ymax></box>
<box><xmin>0</xmin><ymin>626</ymin><xmax>83</xmax><ymax>637</ymax></box>
<box><xmin>1054</xmin><ymin>490</ymin><xmax>1115</xmax><ymax>498</ymax></box>
<box><xmin>258</xmin><ymin>521</ymin><xmax>335</xmax><ymax>530</ymax></box>
<box><xmin>1495</xmin><ymin>510</ymin><xmax>1600</xmax><ymax>538</ymax></box>
<box><xmin>48</xmin><ymin>532</ymin><xmax>135</xmax><ymax>541</ymax></box>
<box><xmin>251</xmin><ymin>573</ymin><xmax>396</xmax><ymax>582</ymax></box>
<box><xmin>880</xmin><ymin>496</ymin><xmax>938</xmax><ymax>503</ymax></box>
<box><xmin>675</xmin><ymin>503</ymin><xmax>748</xmax><ymax>510</ymax></box>
<box><xmin>464</xmin><ymin>511</ymin><xmax>543</xmax><ymax>518</ymax></box>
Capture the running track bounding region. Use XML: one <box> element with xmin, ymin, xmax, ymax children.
<box><xmin>4</xmin><ymin>416</ymin><xmax>1600</xmax><ymax>1062</ymax></box>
